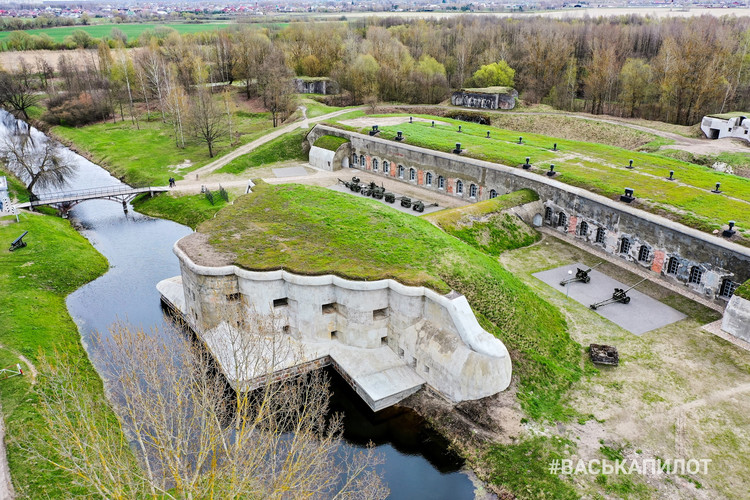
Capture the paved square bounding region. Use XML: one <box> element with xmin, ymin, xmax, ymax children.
<box><xmin>273</xmin><ymin>166</ymin><xmax>309</xmax><ymax>178</ymax></box>
<box><xmin>533</xmin><ymin>263</ymin><xmax>687</xmax><ymax>335</ymax></box>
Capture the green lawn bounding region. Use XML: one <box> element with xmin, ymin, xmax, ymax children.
<box><xmin>1</xmin><ymin>168</ymin><xmax>29</xmax><ymax>203</ymax></box>
<box><xmin>333</xmin><ymin>113</ymin><xmax>750</xmax><ymax>237</ymax></box>
<box><xmin>300</xmin><ymin>97</ymin><xmax>347</xmax><ymax>119</ymax></box>
<box><xmin>217</xmin><ymin>130</ymin><xmax>308</xmax><ymax>174</ymax></box>
<box><xmin>313</xmin><ymin>134</ymin><xmax>348</xmax><ymax>151</ymax></box>
<box><xmin>0</xmin><ymin>212</ymin><xmax>113</xmax><ymax>496</ymax></box>
<box><xmin>132</xmin><ymin>191</ymin><xmax>229</xmax><ymax>229</ymax></box>
<box><xmin>53</xmin><ymin>108</ymin><xmax>273</xmax><ymax>186</ymax></box>
<box><xmin>197</xmin><ymin>182</ymin><xmax>582</xmax><ymax>421</ymax></box>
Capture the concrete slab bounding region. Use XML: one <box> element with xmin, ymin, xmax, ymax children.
<box><xmin>533</xmin><ymin>263</ymin><xmax>687</xmax><ymax>335</ymax></box>
<box><xmin>327</xmin><ymin>183</ymin><xmax>443</xmax><ymax>216</ymax></box>
<box><xmin>273</xmin><ymin>166</ymin><xmax>309</xmax><ymax>178</ymax></box>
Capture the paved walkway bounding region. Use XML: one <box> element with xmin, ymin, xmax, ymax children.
<box><xmin>191</xmin><ymin>107</ymin><xmax>361</xmax><ymax>178</ymax></box>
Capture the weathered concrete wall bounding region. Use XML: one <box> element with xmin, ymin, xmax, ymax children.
<box><xmin>701</xmin><ymin>115</ymin><xmax>750</xmax><ymax>143</ymax></box>
<box><xmin>450</xmin><ymin>89</ymin><xmax>518</xmax><ymax>110</ymax></box>
<box><xmin>174</xmin><ymin>243</ymin><xmax>512</xmax><ymax>403</ymax></box>
<box><xmin>309</xmin><ymin>143</ymin><xmax>351</xmax><ymax>171</ymax></box>
<box><xmin>0</xmin><ymin>176</ymin><xmax>12</xmax><ymax>216</ymax></box>
<box><xmin>722</xmin><ymin>295</ymin><xmax>750</xmax><ymax>342</ymax></box>
<box><xmin>306</xmin><ymin>124</ymin><xmax>750</xmax><ymax>304</ymax></box>
<box><xmin>293</xmin><ymin>78</ymin><xmax>339</xmax><ymax>95</ymax></box>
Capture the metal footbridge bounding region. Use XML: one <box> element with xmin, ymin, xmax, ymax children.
<box><xmin>14</xmin><ymin>185</ymin><xmax>168</xmax><ymax>214</ymax></box>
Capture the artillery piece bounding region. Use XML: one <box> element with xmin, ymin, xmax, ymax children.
<box><xmin>559</xmin><ymin>262</ymin><xmax>602</xmax><ymax>286</ymax></box>
<box><xmin>338</xmin><ymin>177</ymin><xmax>362</xmax><ymax>193</ymax></box>
<box><xmin>399</xmin><ymin>197</ymin><xmax>412</xmax><ymax>208</ymax></box>
<box><xmin>384</xmin><ymin>192</ymin><xmax>396</xmax><ymax>203</ymax></box>
<box><xmin>412</xmin><ymin>200</ymin><xmax>439</xmax><ymax>213</ymax></box>
<box><xmin>589</xmin><ymin>277</ymin><xmax>649</xmax><ymax>310</ymax></box>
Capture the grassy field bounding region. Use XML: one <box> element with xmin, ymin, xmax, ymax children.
<box><xmin>53</xmin><ymin>108</ymin><xmax>273</xmax><ymax>186</ymax></box>
<box><xmin>0</xmin><ymin>22</ymin><xmax>265</xmax><ymax>44</ymax></box>
<box><xmin>132</xmin><ymin>191</ymin><xmax>230</xmax><ymax>229</ymax></box>
<box><xmin>1</xmin><ymin>168</ymin><xmax>29</xmax><ymax>203</ymax></box>
<box><xmin>217</xmin><ymin>130</ymin><xmax>308</xmax><ymax>174</ymax></box>
<box><xmin>331</xmin><ymin>113</ymin><xmax>750</xmax><ymax>237</ymax></box>
<box><xmin>0</xmin><ymin>212</ymin><xmax>113</xmax><ymax>496</ymax></box>
<box><xmin>197</xmin><ymin>182</ymin><xmax>582</xmax><ymax>421</ymax></box>
<box><xmin>426</xmin><ymin>189</ymin><xmax>540</xmax><ymax>255</ymax></box>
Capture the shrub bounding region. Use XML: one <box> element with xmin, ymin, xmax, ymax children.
<box><xmin>43</xmin><ymin>92</ymin><xmax>110</xmax><ymax>126</ymax></box>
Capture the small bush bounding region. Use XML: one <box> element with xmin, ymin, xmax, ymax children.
<box><xmin>218</xmin><ymin>186</ymin><xmax>229</xmax><ymax>202</ymax></box>
<box><xmin>204</xmin><ymin>189</ymin><xmax>214</xmax><ymax>205</ymax></box>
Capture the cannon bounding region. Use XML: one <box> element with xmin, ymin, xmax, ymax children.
<box><xmin>384</xmin><ymin>192</ymin><xmax>396</xmax><ymax>203</ymax></box>
<box><xmin>589</xmin><ymin>277</ymin><xmax>649</xmax><ymax>310</ymax></box>
<box><xmin>338</xmin><ymin>177</ymin><xmax>362</xmax><ymax>193</ymax></box>
<box><xmin>412</xmin><ymin>200</ymin><xmax>439</xmax><ymax>213</ymax></box>
<box><xmin>9</xmin><ymin>231</ymin><xmax>28</xmax><ymax>252</ymax></box>
<box><xmin>363</xmin><ymin>182</ymin><xmax>385</xmax><ymax>200</ymax></box>
<box><xmin>399</xmin><ymin>196</ymin><xmax>412</xmax><ymax>208</ymax></box>
<box><xmin>360</xmin><ymin>184</ymin><xmax>373</xmax><ymax>197</ymax></box>
<box><xmin>559</xmin><ymin>262</ymin><xmax>602</xmax><ymax>286</ymax></box>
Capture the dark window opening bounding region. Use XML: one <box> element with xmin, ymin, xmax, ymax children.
<box><xmin>638</xmin><ymin>245</ymin><xmax>649</xmax><ymax>262</ymax></box>
<box><xmin>322</xmin><ymin>302</ymin><xmax>337</xmax><ymax>314</ymax></box>
<box><xmin>579</xmin><ymin>221</ymin><xmax>589</xmax><ymax>237</ymax></box>
<box><xmin>595</xmin><ymin>227</ymin><xmax>606</xmax><ymax>244</ymax></box>
<box><xmin>667</xmin><ymin>257</ymin><xmax>680</xmax><ymax>275</ymax></box>
<box><xmin>273</xmin><ymin>298</ymin><xmax>288</xmax><ymax>307</ymax></box>
<box><xmin>544</xmin><ymin>207</ymin><xmax>552</xmax><ymax>222</ymax></box>
<box><xmin>620</xmin><ymin>238</ymin><xmax>631</xmax><ymax>254</ymax></box>
<box><xmin>226</xmin><ymin>292</ymin><xmax>241</xmax><ymax>302</ymax></box>
<box><xmin>331</xmin><ymin>331</ymin><xmax>338</xmax><ymax>340</ymax></box>
<box><xmin>720</xmin><ymin>278</ymin><xmax>738</xmax><ymax>298</ymax></box>
<box><xmin>373</xmin><ymin>307</ymin><xmax>388</xmax><ymax>320</ymax></box>
<box><xmin>689</xmin><ymin>266</ymin><xmax>703</xmax><ymax>284</ymax></box>
<box><xmin>557</xmin><ymin>212</ymin><xmax>567</xmax><ymax>228</ymax></box>
<box><xmin>283</xmin><ymin>325</ymin><xmax>291</xmax><ymax>334</ymax></box>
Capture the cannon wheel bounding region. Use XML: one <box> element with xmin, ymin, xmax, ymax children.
<box><xmin>590</xmin><ymin>304</ymin><xmax>598</xmax><ymax>310</ymax></box>
<box><xmin>584</xmin><ymin>276</ymin><xmax>591</xmax><ymax>283</ymax></box>
<box><xmin>623</xmin><ymin>296</ymin><xmax>631</xmax><ymax>304</ymax></box>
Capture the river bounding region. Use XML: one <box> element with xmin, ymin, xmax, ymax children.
<box><xmin>2</xmin><ymin>110</ymin><xmax>479</xmax><ymax>499</ymax></box>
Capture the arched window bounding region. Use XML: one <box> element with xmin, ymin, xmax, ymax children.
<box><xmin>409</xmin><ymin>168</ymin><xmax>416</xmax><ymax>181</ymax></box>
<box><xmin>398</xmin><ymin>165</ymin><xmax>405</xmax><ymax>178</ymax></box>
<box><xmin>578</xmin><ymin>220</ymin><xmax>589</xmax><ymax>237</ymax></box>
<box><xmin>638</xmin><ymin>245</ymin><xmax>650</xmax><ymax>261</ymax></box>
<box><xmin>469</xmin><ymin>184</ymin><xmax>478</xmax><ymax>198</ymax></box>
<box><xmin>489</xmin><ymin>189</ymin><xmax>498</xmax><ymax>199</ymax></box>
<box><xmin>667</xmin><ymin>256</ymin><xmax>679</xmax><ymax>274</ymax></box>
<box><xmin>689</xmin><ymin>266</ymin><xmax>703</xmax><ymax>284</ymax></box>
<box><xmin>438</xmin><ymin>176</ymin><xmax>445</xmax><ymax>189</ymax></box>
<box><xmin>544</xmin><ymin>207</ymin><xmax>552</xmax><ymax>222</ymax></box>
<box><xmin>425</xmin><ymin>172</ymin><xmax>433</xmax><ymax>186</ymax></box>
<box><xmin>595</xmin><ymin>227</ymin><xmax>606</xmax><ymax>244</ymax></box>
<box><xmin>383</xmin><ymin>161</ymin><xmax>390</xmax><ymax>174</ymax></box>
<box><xmin>557</xmin><ymin>212</ymin><xmax>567</xmax><ymax>228</ymax></box>
<box><xmin>372</xmin><ymin>158</ymin><xmax>379</xmax><ymax>171</ymax></box>
<box><xmin>456</xmin><ymin>180</ymin><xmax>464</xmax><ymax>195</ymax></box>
<box><xmin>360</xmin><ymin>155</ymin><xmax>366</xmax><ymax>167</ymax></box>
<box><xmin>352</xmin><ymin>153</ymin><xmax>357</xmax><ymax>166</ymax></box>
<box><xmin>620</xmin><ymin>237</ymin><xmax>631</xmax><ymax>254</ymax></box>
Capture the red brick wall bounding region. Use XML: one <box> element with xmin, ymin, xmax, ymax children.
<box><xmin>568</xmin><ymin>215</ymin><xmax>578</xmax><ymax>234</ymax></box>
<box><xmin>651</xmin><ymin>250</ymin><xmax>665</xmax><ymax>273</ymax></box>
<box><xmin>417</xmin><ymin>169</ymin><xmax>424</xmax><ymax>185</ymax></box>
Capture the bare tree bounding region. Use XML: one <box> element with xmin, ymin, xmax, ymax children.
<box><xmin>0</xmin><ymin>70</ymin><xmax>39</xmax><ymax>120</ymax></box>
<box><xmin>258</xmin><ymin>48</ymin><xmax>297</xmax><ymax>128</ymax></box>
<box><xmin>190</xmin><ymin>88</ymin><xmax>226</xmax><ymax>157</ymax></box>
<box><xmin>1</xmin><ymin>134</ymin><xmax>76</xmax><ymax>195</ymax></box>
<box><xmin>29</xmin><ymin>313</ymin><xmax>388</xmax><ymax>499</ymax></box>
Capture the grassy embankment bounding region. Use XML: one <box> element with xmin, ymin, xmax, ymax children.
<box><xmin>313</xmin><ymin>134</ymin><xmax>349</xmax><ymax>151</ymax></box>
<box><xmin>217</xmin><ymin>130</ymin><xmax>309</xmax><ymax>174</ymax></box>
<box><xmin>132</xmin><ymin>191</ymin><xmax>230</xmax><ymax>230</ymax></box>
<box><xmin>52</xmin><ymin>109</ymin><xmax>273</xmax><ymax>186</ymax></box>
<box><xmin>331</xmin><ymin>113</ymin><xmax>750</xmax><ymax>238</ymax></box>
<box><xmin>426</xmin><ymin>189</ymin><xmax>540</xmax><ymax>255</ymax></box>
<box><xmin>197</xmin><ymin>182</ymin><xmax>582</xmax><ymax>422</ymax></box>
<box><xmin>0</xmin><ymin>210</ymin><xmax>114</xmax><ymax>497</ymax></box>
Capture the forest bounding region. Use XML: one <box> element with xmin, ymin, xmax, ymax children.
<box><xmin>1</xmin><ymin>14</ymin><xmax>749</xmax><ymax>132</ymax></box>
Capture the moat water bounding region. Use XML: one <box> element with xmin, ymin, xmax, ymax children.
<box><xmin>2</xmin><ymin>111</ymin><xmax>478</xmax><ymax>499</ymax></box>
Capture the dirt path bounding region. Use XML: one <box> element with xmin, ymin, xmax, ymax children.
<box><xmin>191</xmin><ymin>107</ymin><xmax>361</xmax><ymax>178</ymax></box>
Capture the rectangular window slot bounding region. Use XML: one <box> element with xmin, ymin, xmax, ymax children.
<box><xmin>331</xmin><ymin>331</ymin><xmax>338</xmax><ymax>340</ymax></box>
<box><xmin>398</xmin><ymin>347</ymin><xmax>405</xmax><ymax>357</ymax></box>
<box><xmin>273</xmin><ymin>298</ymin><xmax>288</xmax><ymax>307</ymax></box>
<box><xmin>424</xmin><ymin>365</ymin><xmax>430</xmax><ymax>374</ymax></box>
<box><xmin>226</xmin><ymin>292</ymin><xmax>241</xmax><ymax>302</ymax></box>
<box><xmin>283</xmin><ymin>325</ymin><xmax>290</xmax><ymax>334</ymax></box>
<box><xmin>381</xmin><ymin>336</ymin><xmax>388</xmax><ymax>345</ymax></box>
<box><xmin>373</xmin><ymin>307</ymin><xmax>388</xmax><ymax>320</ymax></box>
<box><xmin>322</xmin><ymin>302</ymin><xmax>337</xmax><ymax>314</ymax></box>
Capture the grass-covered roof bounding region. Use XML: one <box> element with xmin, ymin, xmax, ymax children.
<box><xmin>191</xmin><ymin>182</ymin><xmax>581</xmax><ymax>420</ymax></box>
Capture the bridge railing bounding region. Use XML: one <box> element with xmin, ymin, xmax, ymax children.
<box><xmin>29</xmin><ymin>184</ymin><xmax>156</xmax><ymax>203</ymax></box>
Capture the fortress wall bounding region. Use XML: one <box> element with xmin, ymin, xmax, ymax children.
<box><xmin>307</xmin><ymin>124</ymin><xmax>750</xmax><ymax>303</ymax></box>
<box><xmin>174</xmin><ymin>244</ymin><xmax>512</xmax><ymax>402</ymax></box>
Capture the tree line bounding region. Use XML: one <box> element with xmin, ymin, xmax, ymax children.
<box><xmin>1</xmin><ymin>14</ymin><xmax>749</xmax><ymax>134</ymax></box>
